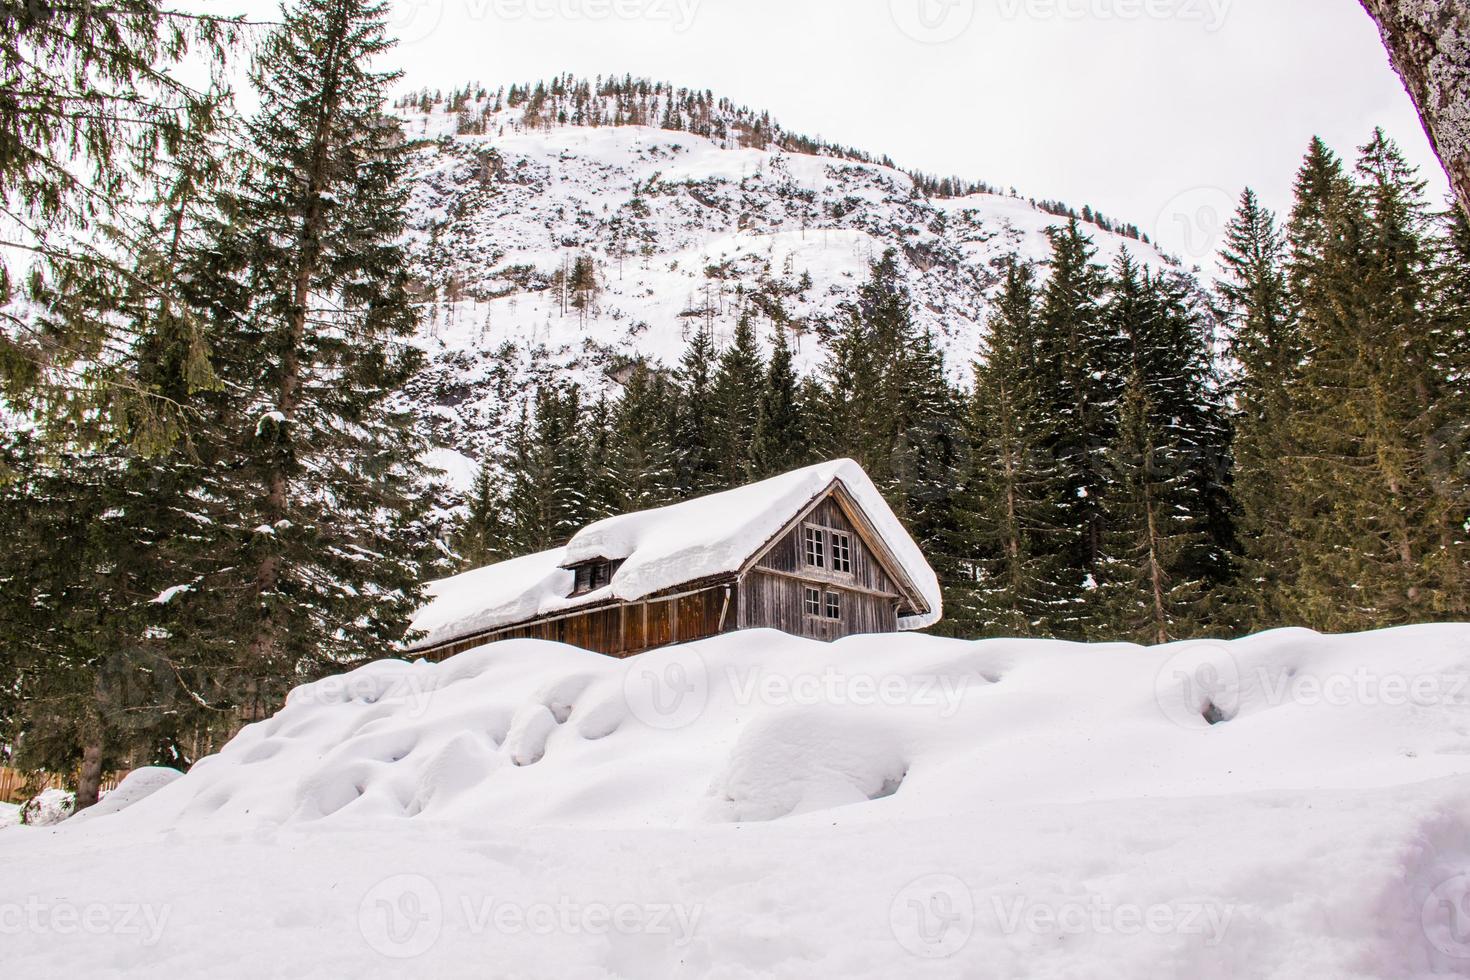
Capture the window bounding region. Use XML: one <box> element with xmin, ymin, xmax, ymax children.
<box><xmin>803</xmin><ymin>525</ymin><xmax>826</xmax><ymax>569</ymax></box>
<box><xmin>830</xmin><ymin>532</ymin><xmax>852</xmax><ymax>574</ymax></box>
<box><xmin>825</xmin><ymin>591</ymin><xmax>841</xmax><ymax>620</ymax></box>
<box><xmin>589</xmin><ymin>561</ymin><xmax>613</xmax><ymax>590</ymax></box>
<box><xmin>804</xmin><ymin>587</ymin><xmax>822</xmax><ymax>616</ymax></box>
<box><xmin>572</xmin><ymin>560</ymin><xmax>621</xmax><ymax>596</ymax></box>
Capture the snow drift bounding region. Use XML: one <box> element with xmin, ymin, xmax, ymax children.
<box><xmin>5</xmin><ymin>624</ymin><xmax>1470</xmax><ymax>978</ymax></box>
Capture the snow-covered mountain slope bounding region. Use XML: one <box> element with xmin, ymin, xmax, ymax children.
<box><xmin>6</xmin><ymin>625</ymin><xmax>1470</xmax><ymax>976</ymax></box>
<box><xmin>398</xmin><ymin>88</ymin><xmax>1181</xmax><ymax>477</ymax></box>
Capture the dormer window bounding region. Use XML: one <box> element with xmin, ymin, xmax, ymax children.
<box><xmin>570</xmin><ymin>559</ymin><xmax>622</xmax><ymax>596</ymax></box>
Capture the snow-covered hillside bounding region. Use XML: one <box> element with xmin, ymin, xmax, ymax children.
<box><xmin>6</xmin><ymin>625</ymin><xmax>1470</xmax><ymax>976</ymax></box>
<box><xmin>398</xmin><ymin>85</ymin><xmax>1181</xmax><ymax>476</ymax></box>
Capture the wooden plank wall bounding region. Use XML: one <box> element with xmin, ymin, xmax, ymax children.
<box><xmin>743</xmin><ymin>491</ymin><xmax>902</xmax><ymax>641</ymax></box>
<box><xmin>421</xmin><ymin>583</ymin><xmax>737</xmax><ymax>662</ymax></box>
<box><xmin>754</xmin><ymin>495</ymin><xmax>902</xmax><ymax>598</ymax></box>
<box><xmin>739</xmin><ymin>569</ymin><xmax>898</xmax><ymax>641</ymax></box>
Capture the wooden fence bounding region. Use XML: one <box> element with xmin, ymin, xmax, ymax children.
<box><xmin>0</xmin><ymin>766</ymin><xmax>127</xmax><ymax>806</ymax></box>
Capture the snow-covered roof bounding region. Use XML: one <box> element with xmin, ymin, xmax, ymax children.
<box><xmin>408</xmin><ymin>459</ymin><xmax>941</xmax><ymax>651</ymax></box>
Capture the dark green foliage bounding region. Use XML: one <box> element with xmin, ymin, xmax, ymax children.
<box><xmin>166</xmin><ymin>0</ymin><xmax>442</xmax><ymax>718</ymax></box>
<box><xmin>464</xmin><ymin>386</ymin><xmax>590</xmax><ymax>562</ymax></box>
<box><xmin>1279</xmin><ymin>132</ymin><xmax>1467</xmax><ymax>628</ymax></box>
<box><xmin>947</xmin><ymin>260</ymin><xmax>1070</xmax><ymax>637</ymax></box>
<box><xmin>1024</xmin><ymin>221</ymin><xmax>1122</xmax><ymax>635</ymax></box>
<box><xmin>1218</xmin><ymin>188</ymin><xmax>1298</xmax><ymax>630</ymax></box>
<box><xmin>672</xmin><ymin>327</ymin><xmax>723</xmax><ymax>497</ymax></box>
<box><xmin>751</xmin><ymin>328</ymin><xmax>804</xmax><ymax>479</ymax></box>
<box><xmin>711</xmin><ymin>314</ymin><xmax>765</xmax><ymax>483</ymax></box>
<box><xmin>1</xmin><ymin>2</ymin><xmax>239</xmax><ymax>447</ymax></box>
<box><xmin>607</xmin><ymin>363</ymin><xmax>679</xmax><ymax>512</ymax></box>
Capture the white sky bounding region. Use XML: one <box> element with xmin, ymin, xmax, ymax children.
<box><xmin>225</xmin><ymin>0</ymin><xmax>1449</xmax><ymax>263</ymax></box>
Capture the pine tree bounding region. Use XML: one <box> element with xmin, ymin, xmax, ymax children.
<box><xmin>1218</xmin><ymin>188</ymin><xmax>1298</xmax><ymax>629</ymax></box>
<box><xmin>948</xmin><ymin>259</ymin><xmax>1069</xmax><ymax>637</ymax></box>
<box><xmin>1426</xmin><ymin>208</ymin><xmax>1470</xmax><ymax>614</ymax></box>
<box><xmin>608</xmin><ymin>363</ymin><xmax>679</xmax><ymax>511</ymax></box>
<box><xmin>1282</xmin><ymin>132</ymin><xmax>1456</xmax><ymax>628</ymax></box>
<box><xmin>672</xmin><ymin>327</ymin><xmax>723</xmax><ymax>496</ymax></box>
<box><xmin>751</xmin><ymin>327</ymin><xmax>804</xmax><ymax>478</ymax></box>
<box><xmin>710</xmin><ymin>314</ymin><xmax>765</xmax><ymax>483</ymax></box>
<box><xmin>458</xmin><ymin>459</ymin><xmax>507</xmax><ymax>567</ymax></box>
<box><xmin>825</xmin><ymin>251</ymin><xmax>965</xmax><ymax>615</ymax></box>
<box><xmin>183</xmin><ymin>0</ymin><xmax>440</xmax><ymax>719</ymax></box>
<box><xmin>1029</xmin><ymin>221</ymin><xmax>1120</xmax><ymax>636</ymax></box>
<box><xmin>1140</xmin><ymin>269</ymin><xmax>1236</xmax><ymax>604</ymax></box>
<box><xmin>2</xmin><ymin>5</ymin><xmax>238</xmax><ymax>446</ymax></box>
<box><xmin>488</xmin><ymin>386</ymin><xmax>591</xmax><ymax>556</ymax></box>
<box><xmin>1090</xmin><ymin>371</ymin><xmax>1207</xmax><ymax>643</ymax></box>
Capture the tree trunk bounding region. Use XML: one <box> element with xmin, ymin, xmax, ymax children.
<box><xmin>74</xmin><ymin>736</ymin><xmax>104</xmax><ymax>812</ymax></box>
<box><xmin>1360</xmin><ymin>0</ymin><xmax>1470</xmax><ymax>217</ymax></box>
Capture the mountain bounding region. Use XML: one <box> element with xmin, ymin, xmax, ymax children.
<box><xmin>396</xmin><ymin>75</ymin><xmax>1188</xmax><ymax>496</ymax></box>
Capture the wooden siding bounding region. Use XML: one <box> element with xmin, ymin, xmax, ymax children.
<box><xmin>738</xmin><ymin>569</ymin><xmax>898</xmax><ymax>641</ymax></box>
<box><xmin>420</xmin><ymin>581</ymin><xmax>737</xmax><ymax>662</ymax></box>
<box><xmin>753</xmin><ymin>495</ymin><xmax>902</xmax><ymax>597</ymax></box>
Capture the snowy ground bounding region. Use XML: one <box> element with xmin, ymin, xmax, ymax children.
<box><xmin>4</xmin><ymin>625</ymin><xmax>1470</xmax><ymax>977</ymax></box>
<box><xmin>0</xmin><ymin>801</ymin><xmax>17</xmax><ymax>830</ymax></box>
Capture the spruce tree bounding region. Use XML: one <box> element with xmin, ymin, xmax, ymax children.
<box><xmin>1140</xmin><ymin>269</ymin><xmax>1236</xmax><ymax>603</ymax></box>
<box><xmin>1090</xmin><ymin>371</ymin><xmax>1207</xmax><ymax>643</ymax></box>
<box><xmin>186</xmin><ymin>0</ymin><xmax>440</xmax><ymax>718</ymax></box>
<box><xmin>1</xmin><ymin>4</ymin><xmax>238</xmax><ymax>444</ymax></box>
<box><xmin>1282</xmin><ymin>132</ymin><xmax>1457</xmax><ymax>628</ymax></box>
<box><xmin>710</xmin><ymin>314</ymin><xmax>765</xmax><ymax>483</ymax></box>
<box><xmin>1029</xmin><ymin>221</ymin><xmax>1120</xmax><ymax>635</ymax></box>
<box><xmin>672</xmin><ymin>327</ymin><xmax>723</xmax><ymax>496</ymax></box>
<box><xmin>1218</xmin><ymin>188</ymin><xmax>1299</xmax><ymax>629</ymax></box>
<box><xmin>1427</xmin><ymin>208</ymin><xmax>1470</xmax><ymax>614</ymax></box>
<box><xmin>751</xmin><ymin>327</ymin><xmax>804</xmax><ymax>478</ymax></box>
<box><xmin>825</xmin><ymin>251</ymin><xmax>965</xmax><ymax>610</ymax></box>
<box><xmin>608</xmin><ymin>363</ymin><xmax>679</xmax><ymax>511</ymax></box>
<box><xmin>459</xmin><ymin>459</ymin><xmax>508</xmax><ymax>567</ymax></box>
<box><xmin>948</xmin><ymin>259</ymin><xmax>1069</xmax><ymax>637</ymax></box>
<box><xmin>478</xmin><ymin>386</ymin><xmax>591</xmax><ymax>558</ymax></box>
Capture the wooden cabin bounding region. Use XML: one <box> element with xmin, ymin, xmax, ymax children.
<box><xmin>407</xmin><ymin>459</ymin><xmax>941</xmax><ymax>661</ymax></box>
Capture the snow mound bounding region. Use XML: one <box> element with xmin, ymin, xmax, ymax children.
<box><xmin>20</xmin><ymin>787</ymin><xmax>74</xmax><ymax>826</ymax></box>
<box><xmin>702</xmin><ymin>708</ymin><xmax>908</xmax><ymax>822</ymax></box>
<box><xmin>8</xmin><ymin>624</ymin><xmax>1470</xmax><ymax>977</ymax></box>
<box><xmin>83</xmin><ymin>625</ymin><xmax>1470</xmax><ymax>831</ymax></box>
<box><xmin>71</xmin><ymin>768</ymin><xmax>185</xmax><ymax>824</ymax></box>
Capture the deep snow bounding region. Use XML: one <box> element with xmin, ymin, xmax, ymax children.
<box><xmin>4</xmin><ymin>624</ymin><xmax>1470</xmax><ymax>977</ymax></box>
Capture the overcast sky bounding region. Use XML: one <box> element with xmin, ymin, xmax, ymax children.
<box><xmin>359</xmin><ymin>0</ymin><xmax>1445</xmax><ymax>262</ymax></box>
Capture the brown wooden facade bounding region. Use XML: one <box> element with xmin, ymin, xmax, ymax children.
<box><xmin>418</xmin><ymin>481</ymin><xmax>929</xmax><ymax>662</ymax></box>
